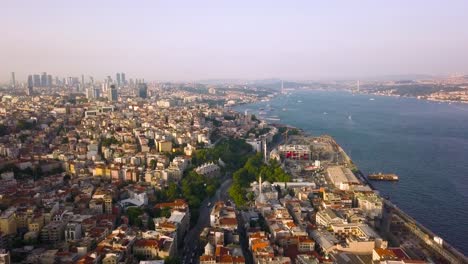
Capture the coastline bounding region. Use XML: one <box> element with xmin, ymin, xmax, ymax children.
<box><xmin>232</xmin><ymin>94</ymin><xmax>468</xmax><ymax>261</ymax></box>
<box><xmin>357</xmin><ymin>91</ymin><xmax>468</xmax><ymax>105</ymax></box>
<box><xmin>284</xmin><ymin>125</ymin><xmax>467</xmax><ymax>262</ymax></box>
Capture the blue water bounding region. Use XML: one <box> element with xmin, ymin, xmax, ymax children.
<box><xmin>235</xmin><ymin>90</ymin><xmax>468</xmax><ymax>254</ymax></box>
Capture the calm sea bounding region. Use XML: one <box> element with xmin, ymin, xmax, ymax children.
<box><xmin>235</xmin><ymin>90</ymin><xmax>468</xmax><ymax>254</ymax></box>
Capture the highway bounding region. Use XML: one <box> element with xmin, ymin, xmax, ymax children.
<box><xmin>181</xmin><ymin>177</ymin><xmax>232</xmax><ymax>264</ymax></box>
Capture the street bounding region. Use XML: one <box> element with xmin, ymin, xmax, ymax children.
<box><xmin>181</xmin><ymin>177</ymin><xmax>232</xmax><ymax>264</ymax></box>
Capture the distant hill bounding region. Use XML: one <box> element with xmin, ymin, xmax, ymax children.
<box><xmin>252</xmin><ymin>80</ymin><xmax>310</xmax><ymax>90</ymax></box>
<box><xmin>364</xmin><ymin>74</ymin><xmax>437</xmax><ymax>81</ymax></box>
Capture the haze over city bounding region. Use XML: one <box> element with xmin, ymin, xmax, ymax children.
<box><xmin>2</xmin><ymin>0</ymin><xmax>468</xmax><ymax>82</ymax></box>
<box><xmin>2</xmin><ymin>1</ymin><xmax>468</xmax><ymax>263</ymax></box>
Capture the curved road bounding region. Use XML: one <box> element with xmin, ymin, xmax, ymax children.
<box><xmin>182</xmin><ymin>177</ymin><xmax>232</xmax><ymax>264</ymax></box>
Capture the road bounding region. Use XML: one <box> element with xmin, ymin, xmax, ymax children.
<box><xmin>181</xmin><ymin>177</ymin><xmax>232</xmax><ymax>264</ymax></box>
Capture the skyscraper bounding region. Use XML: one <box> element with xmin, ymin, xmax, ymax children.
<box><xmin>108</xmin><ymin>85</ymin><xmax>118</xmax><ymax>101</ymax></box>
<box><xmin>86</xmin><ymin>87</ymin><xmax>93</xmax><ymax>99</ymax></box>
<box><xmin>47</xmin><ymin>75</ymin><xmax>53</xmax><ymax>87</ymax></box>
<box><xmin>93</xmin><ymin>88</ymin><xmax>101</xmax><ymax>98</ymax></box>
<box><xmin>121</xmin><ymin>73</ymin><xmax>126</xmax><ymax>85</ymax></box>
<box><xmin>33</xmin><ymin>74</ymin><xmax>41</xmax><ymax>87</ymax></box>
<box><xmin>10</xmin><ymin>72</ymin><xmax>15</xmax><ymax>88</ymax></box>
<box><xmin>116</xmin><ymin>73</ymin><xmax>121</xmax><ymax>86</ymax></box>
<box><xmin>27</xmin><ymin>75</ymin><xmax>34</xmax><ymax>95</ymax></box>
<box><xmin>138</xmin><ymin>83</ymin><xmax>148</xmax><ymax>99</ymax></box>
<box><xmin>41</xmin><ymin>72</ymin><xmax>48</xmax><ymax>87</ymax></box>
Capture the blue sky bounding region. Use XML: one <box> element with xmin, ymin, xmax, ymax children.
<box><xmin>1</xmin><ymin>0</ymin><xmax>468</xmax><ymax>81</ymax></box>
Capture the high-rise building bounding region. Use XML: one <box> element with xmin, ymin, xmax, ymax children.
<box><xmin>27</xmin><ymin>75</ymin><xmax>34</xmax><ymax>95</ymax></box>
<box><xmin>138</xmin><ymin>83</ymin><xmax>148</xmax><ymax>99</ymax></box>
<box><xmin>33</xmin><ymin>74</ymin><xmax>41</xmax><ymax>87</ymax></box>
<box><xmin>93</xmin><ymin>88</ymin><xmax>101</xmax><ymax>98</ymax></box>
<box><xmin>86</xmin><ymin>87</ymin><xmax>93</xmax><ymax>99</ymax></box>
<box><xmin>116</xmin><ymin>73</ymin><xmax>121</xmax><ymax>86</ymax></box>
<box><xmin>47</xmin><ymin>75</ymin><xmax>53</xmax><ymax>87</ymax></box>
<box><xmin>108</xmin><ymin>85</ymin><xmax>118</xmax><ymax>101</ymax></box>
<box><xmin>10</xmin><ymin>72</ymin><xmax>15</xmax><ymax>88</ymax></box>
<box><xmin>41</xmin><ymin>72</ymin><xmax>48</xmax><ymax>87</ymax></box>
<box><xmin>66</xmin><ymin>77</ymin><xmax>79</xmax><ymax>86</ymax></box>
<box><xmin>121</xmin><ymin>73</ymin><xmax>126</xmax><ymax>85</ymax></box>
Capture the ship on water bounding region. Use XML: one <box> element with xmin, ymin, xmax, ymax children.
<box><xmin>368</xmin><ymin>172</ymin><xmax>399</xmax><ymax>181</ymax></box>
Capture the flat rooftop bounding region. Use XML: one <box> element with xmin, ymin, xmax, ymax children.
<box><xmin>327</xmin><ymin>166</ymin><xmax>359</xmax><ymax>185</ymax></box>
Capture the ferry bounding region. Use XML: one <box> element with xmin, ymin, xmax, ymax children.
<box><xmin>368</xmin><ymin>173</ymin><xmax>399</xmax><ymax>181</ymax></box>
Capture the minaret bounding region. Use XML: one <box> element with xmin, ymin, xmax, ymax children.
<box><xmin>281</xmin><ymin>80</ymin><xmax>284</xmax><ymax>94</ymax></box>
<box><xmin>259</xmin><ymin>174</ymin><xmax>262</xmax><ymax>194</ymax></box>
<box><xmin>357</xmin><ymin>80</ymin><xmax>360</xmax><ymax>92</ymax></box>
<box><xmin>263</xmin><ymin>137</ymin><xmax>268</xmax><ymax>163</ymax></box>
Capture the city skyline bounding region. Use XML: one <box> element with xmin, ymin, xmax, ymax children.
<box><xmin>2</xmin><ymin>0</ymin><xmax>468</xmax><ymax>82</ymax></box>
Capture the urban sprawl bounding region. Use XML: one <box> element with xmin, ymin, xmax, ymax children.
<box><xmin>0</xmin><ymin>73</ymin><xmax>466</xmax><ymax>264</ymax></box>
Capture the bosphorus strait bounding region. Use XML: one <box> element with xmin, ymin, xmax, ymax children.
<box><xmin>236</xmin><ymin>90</ymin><xmax>468</xmax><ymax>255</ymax></box>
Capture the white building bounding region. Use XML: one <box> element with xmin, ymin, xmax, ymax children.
<box><xmin>195</xmin><ymin>162</ymin><xmax>220</xmax><ymax>178</ymax></box>
<box><xmin>246</xmin><ymin>138</ymin><xmax>262</xmax><ymax>152</ymax></box>
<box><xmin>326</xmin><ymin>166</ymin><xmax>360</xmax><ymax>190</ymax></box>
<box><xmin>65</xmin><ymin>222</ymin><xmax>82</xmax><ymax>241</ymax></box>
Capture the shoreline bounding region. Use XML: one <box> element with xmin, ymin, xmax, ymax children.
<box><xmin>232</xmin><ymin>97</ymin><xmax>468</xmax><ymax>261</ymax></box>
<box><xmin>356</xmin><ymin>91</ymin><xmax>468</xmax><ymax>105</ymax></box>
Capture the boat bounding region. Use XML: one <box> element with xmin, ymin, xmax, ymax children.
<box><xmin>348</xmin><ymin>115</ymin><xmax>352</xmax><ymax>120</ymax></box>
<box><xmin>368</xmin><ymin>173</ymin><xmax>399</xmax><ymax>181</ymax></box>
<box><xmin>369</xmin><ymin>98</ymin><xmax>375</xmax><ymax>101</ymax></box>
<box><xmin>297</xmin><ymin>100</ymin><xmax>303</xmax><ymax>103</ymax></box>
<box><xmin>323</xmin><ymin>112</ymin><xmax>328</xmax><ymax>115</ymax></box>
<box><xmin>282</xmin><ymin>108</ymin><xmax>287</xmax><ymax>111</ymax></box>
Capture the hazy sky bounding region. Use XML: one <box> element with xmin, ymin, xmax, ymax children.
<box><xmin>1</xmin><ymin>0</ymin><xmax>468</xmax><ymax>82</ymax></box>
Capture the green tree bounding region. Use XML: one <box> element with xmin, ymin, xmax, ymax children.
<box><xmin>206</xmin><ymin>184</ymin><xmax>216</xmax><ymax>197</ymax></box>
<box><xmin>149</xmin><ymin>159</ymin><xmax>157</xmax><ymax>170</ymax></box>
<box><xmin>102</xmin><ymin>136</ymin><xmax>119</xmax><ymax>147</ymax></box>
<box><xmin>164</xmin><ymin>256</ymin><xmax>181</xmax><ymax>264</ymax></box>
<box><xmin>165</xmin><ymin>182</ymin><xmax>179</xmax><ymax>201</ymax></box>
<box><xmin>148</xmin><ymin>218</ymin><xmax>155</xmax><ymax>230</ymax></box>
<box><xmin>247</xmin><ymin>191</ymin><xmax>255</xmax><ymax>203</ymax></box>
<box><xmin>229</xmin><ymin>183</ymin><xmax>246</xmax><ymax>206</ymax></box>
<box><xmin>126</xmin><ymin>207</ymin><xmax>144</xmax><ymax>226</ymax></box>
